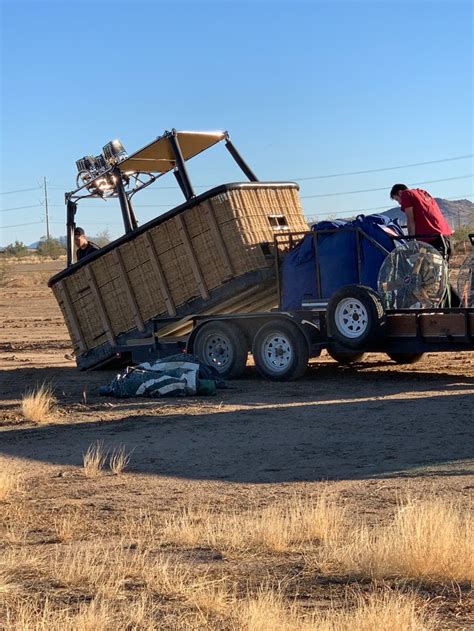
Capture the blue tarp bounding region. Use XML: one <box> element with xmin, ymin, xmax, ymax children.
<box><xmin>281</xmin><ymin>214</ymin><xmax>405</xmax><ymax>309</ymax></box>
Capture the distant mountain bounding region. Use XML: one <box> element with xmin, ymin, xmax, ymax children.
<box><xmin>382</xmin><ymin>197</ymin><xmax>474</xmax><ymax>229</ymax></box>
<box><xmin>28</xmin><ymin>236</ymin><xmax>67</xmax><ymax>249</ymax></box>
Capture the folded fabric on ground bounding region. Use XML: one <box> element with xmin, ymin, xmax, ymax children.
<box><xmin>98</xmin><ymin>354</ymin><xmax>224</xmax><ymax>398</ymax></box>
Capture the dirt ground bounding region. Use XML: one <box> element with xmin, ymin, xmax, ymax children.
<box><xmin>0</xmin><ymin>258</ymin><xmax>473</xmax><ymax>628</ymax></box>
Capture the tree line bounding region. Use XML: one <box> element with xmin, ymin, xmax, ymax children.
<box><xmin>0</xmin><ymin>230</ymin><xmax>111</xmax><ymax>259</ymax></box>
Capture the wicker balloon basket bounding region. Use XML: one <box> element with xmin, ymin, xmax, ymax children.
<box><xmin>49</xmin><ymin>182</ymin><xmax>308</xmax><ymax>369</ymax></box>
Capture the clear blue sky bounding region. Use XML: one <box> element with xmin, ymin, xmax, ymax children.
<box><xmin>1</xmin><ymin>0</ymin><xmax>473</xmax><ymax>245</ymax></box>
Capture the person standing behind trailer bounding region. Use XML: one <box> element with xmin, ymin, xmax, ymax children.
<box><xmin>389</xmin><ymin>184</ymin><xmax>453</xmax><ymax>260</ymax></box>
<box><xmin>74</xmin><ymin>227</ymin><xmax>100</xmax><ymax>261</ymax></box>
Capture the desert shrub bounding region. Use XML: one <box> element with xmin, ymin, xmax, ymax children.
<box><xmin>3</xmin><ymin>241</ymin><xmax>28</xmax><ymax>257</ymax></box>
<box><xmin>109</xmin><ymin>445</ymin><xmax>132</xmax><ymax>474</ymax></box>
<box><xmin>93</xmin><ymin>229</ymin><xmax>111</xmax><ymax>247</ymax></box>
<box><xmin>21</xmin><ymin>383</ymin><xmax>57</xmax><ymax>423</ymax></box>
<box><xmin>83</xmin><ymin>441</ymin><xmax>107</xmax><ymax>477</ymax></box>
<box><xmin>37</xmin><ymin>237</ymin><xmax>66</xmax><ymax>259</ymax></box>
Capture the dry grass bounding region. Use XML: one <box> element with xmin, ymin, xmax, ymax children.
<box><xmin>321</xmin><ymin>591</ymin><xmax>436</xmax><ymax>631</ymax></box>
<box><xmin>238</xmin><ymin>589</ymin><xmax>435</xmax><ymax>631</ymax></box>
<box><xmin>109</xmin><ymin>445</ymin><xmax>132</xmax><ymax>474</ymax></box>
<box><xmin>0</xmin><ymin>490</ymin><xmax>468</xmax><ymax>629</ymax></box>
<box><xmin>82</xmin><ymin>441</ymin><xmax>107</xmax><ymax>478</ymax></box>
<box><xmin>328</xmin><ymin>496</ymin><xmax>473</xmax><ymax>583</ymax></box>
<box><xmin>21</xmin><ymin>383</ymin><xmax>56</xmax><ymax>423</ymax></box>
<box><xmin>52</xmin><ymin>509</ymin><xmax>82</xmax><ymax>542</ymax></box>
<box><xmin>162</xmin><ymin>490</ymin><xmax>347</xmax><ymax>552</ymax></box>
<box><xmin>46</xmin><ymin>540</ymin><xmax>201</xmax><ymax>600</ymax></box>
<box><xmin>0</xmin><ymin>261</ymin><xmax>9</xmax><ymax>286</ymax></box>
<box><xmin>0</xmin><ymin>471</ymin><xmax>23</xmax><ymax>501</ymax></box>
<box><xmin>4</xmin><ymin>595</ymin><xmax>158</xmax><ymax>631</ymax></box>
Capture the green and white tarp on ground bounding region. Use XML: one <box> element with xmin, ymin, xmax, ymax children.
<box><xmin>99</xmin><ymin>354</ymin><xmax>223</xmax><ymax>398</ymax></box>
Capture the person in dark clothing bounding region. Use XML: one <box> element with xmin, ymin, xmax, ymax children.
<box><xmin>389</xmin><ymin>184</ymin><xmax>453</xmax><ymax>260</ymax></box>
<box><xmin>74</xmin><ymin>227</ymin><xmax>100</xmax><ymax>261</ymax></box>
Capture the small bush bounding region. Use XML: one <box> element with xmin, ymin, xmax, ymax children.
<box><xmin>21</xmin><ymin>383</ymin><xmax>56</xmax><ymax>423</ymax></box>
<box><xmin>83</xmin><ymin>441</ymin><xmax>107</xmax><ymax>478</ymax></box>
<box><xmin>109</xmin><ymin>445</ymin><xmax>132</xmax><ymax>475</ymax></box>
<box><xmin>3</xmin><ymin>241</ymin><xmax>29</xmax><ymax>257</ymax></box>
<box><xmin>37</xmin><ymin>237</ymin><xmax>65</xmax><ymax>259</ymax></box>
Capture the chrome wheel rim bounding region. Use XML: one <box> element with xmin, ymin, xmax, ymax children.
<box><xmin>201</xmin><ymin>333</ymin><xmax>233</xmax><ymax>371</ymax></box>
<box><xmin>261</xmin><ymin>332</ymin><xmax>293</xmax><ymax>373</ymax></box>
<box><xmin>335</xmin><ymin>298</ymin><xmax>368</xmax><ymax>338</ymax></box>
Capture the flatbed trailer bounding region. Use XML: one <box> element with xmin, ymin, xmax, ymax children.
<box><xmin>113</xmin><ymin>303</ymin><xmax>471</xmax><ymax>381</ymax></box>
<box><xmin>113</xmin><ymin>230</ymin><xmax>473</xmax><ymax>380</ymax></box>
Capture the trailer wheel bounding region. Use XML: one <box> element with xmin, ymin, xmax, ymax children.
<box><xmin>192</xmin><ymin>321</ymin><xmax>248</xmax><ymax>379</ymax></box>
<box><xmin>387</xmin><ymin>352</ymin><xmax>424</xmax><ymax>365</ymax></box>
<box><xmin>327</xmin><ymin>285</ymin><xmax>385</xmax><ymax>349</ymax></box>
<box><xmin>327</xmin><ymin>347</ymin><xmax>366</xmax><ymax>365</ymax></box>
<box><xmin>252</xmin><ymin>320</ymin><xmax>309</xmax><ymax>381</ymax></box>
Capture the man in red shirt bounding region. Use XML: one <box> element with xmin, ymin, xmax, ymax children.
<box><xmin>390</xmin><ymin>184</ymin><xmax>453</xmax><ymax>259</ymax></box>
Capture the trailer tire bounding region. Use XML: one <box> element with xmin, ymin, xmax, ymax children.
<box><xmin>327</xmin><ymin>347</ymin><xmax>366</xmax><ymax>364</ymax></box>
<box><xmin>387</xmin><ymin>352</ymin><xmax>424</xmax><ymax>364</ymax></box>
<box><xmin>252</xmin><ymin>320</ymin><xmax>309</xmax><ymax>381</ymax></box>
<box><xmin>192</xmin><ymin>321</ymin><xmax>248</xmax><ymax>379</ymax></box>
<box><xmin>327</xmin><ymin>285</ymin><xmax>385</xmax><ymax>349</ymax></box>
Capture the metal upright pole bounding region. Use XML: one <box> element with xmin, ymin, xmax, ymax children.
<box><xmin>168</xmin><ymin>130</ymin><xmax>195</xmax><ymax>200</ymax></box>
<box><xmin>44</xmin><ymin>177</ymin><xmax>50</xmax><ymax>239</ymax></box>
<box><xmin>224</xmin><ymin>137</ymin><xmax>259</xmax><ymax>182</ymax></box>
<box><xmin>113</xmin><ymin>167</ymin><xmax>134</xmax><ymax>233</ymax></box>
<box><xmin>66</xmin><ymin>198</ymin><xmax>77</xmax><ymax>266</ymax></box>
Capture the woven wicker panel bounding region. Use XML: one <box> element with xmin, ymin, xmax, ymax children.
<box><xmin>51</xmin><ymin>285</ymin><xmax>82</xmax><ymax>350</ymax></box>
<box><xmin>183</xmin><ymin>204</ymin><xmax>208</xmax><ymax>239</ymax></box>
<box><xmin>90</xmin><ymin>251</ymin><xmax>120</xmax><ymax>288</ymax></box>
<box><xmin>128</xmin><ymin>260</ymin><xmax>167</xmax><ymax>320</ymax></box>
<box><xmin>118</xmin><ymin>237</ymin><xmax>151</xmax><ymax>272</ymax></box>
<box><xmin>180</xmin><ymin>205</ymin><xmax>226</xmax><ymax>289</ymax></box>
<box><xmin>65</xmin><ymin>268</ymin><xmax>91</xmax><ymax>304</ymax></box>
<box><xmin>73</xmin><ymin>291</ymin><xmax>110</xmax><ymax>347</ymax></box>
<box><xmin>95</xmin><ymin>278</ymin><xmax>132</xmax><ymax>335</ymax></box>
<box><xmin>190</xmin><ymin>231</ymin><xmax>226</xmax><ymax>290</ymax></box>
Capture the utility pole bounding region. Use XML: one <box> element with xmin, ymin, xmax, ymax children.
<box><xmin>44</xmin><ymin>177</ymin><xmax>50</xmax><ymax>239</ymax></box>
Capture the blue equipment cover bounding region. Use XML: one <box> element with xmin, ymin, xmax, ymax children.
<box><xmin>281</xmin><ymin>214</ymin><xmax>404</xmax><ymax>309</ymax></box>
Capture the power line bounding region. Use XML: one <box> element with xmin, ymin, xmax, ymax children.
<box><xmin>301</xmin><ymin>174</ymin><xmax>474</xmax><ymax>199</ymax></box>
<box><xmin>1</xmin><ymin>221</ymin><xmax>43</xmax><ymax>229</ymax></box>
<box><xmin>291</xmin><ymin>154</ymin><xmax>473</xmax><ymax>181</ymax></box>
<box><xmin>5</xmin><ymin>153</ymin><xmax>473</xmax><ymax>197</ymax></box>
<box><xmin>304</xmin><ymin>194</ymin><xmax>474</xmax><ymax>218</ymax></box>
<box><xmin>45</xmin><ymin>153</ymin><xmax>474</xmax><ymax>191</ymax></box>
<box><xmin>0</xmin><ymin>186</ymin><xmax>41</xmax><ymax>195</ymax></box>
<box><xmin>0</xmin><ymin>204</ymin><xmax>39</xmax><ymax>213</ymax></box>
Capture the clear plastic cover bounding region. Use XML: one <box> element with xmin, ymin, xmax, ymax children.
<box><xmin>377</xmin><ymin>241</ymin><xmax>447</xmax><ymax>309</ymax></box>
<box><xmin>457</xmin><ymin>252</ymin><xmax>474</xmax><ymax>307</ymax></box>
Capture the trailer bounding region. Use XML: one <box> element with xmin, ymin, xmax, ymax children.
<box><xmin>113</xmin><ymin>228</ymin><xmax>474</xmax><ymax>381</ymax></box>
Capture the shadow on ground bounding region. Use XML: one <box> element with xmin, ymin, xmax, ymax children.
<box><xmin>1</xmin><ymin>385</ymin><xmax>472</xmax><ymax>483</ymax></box>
